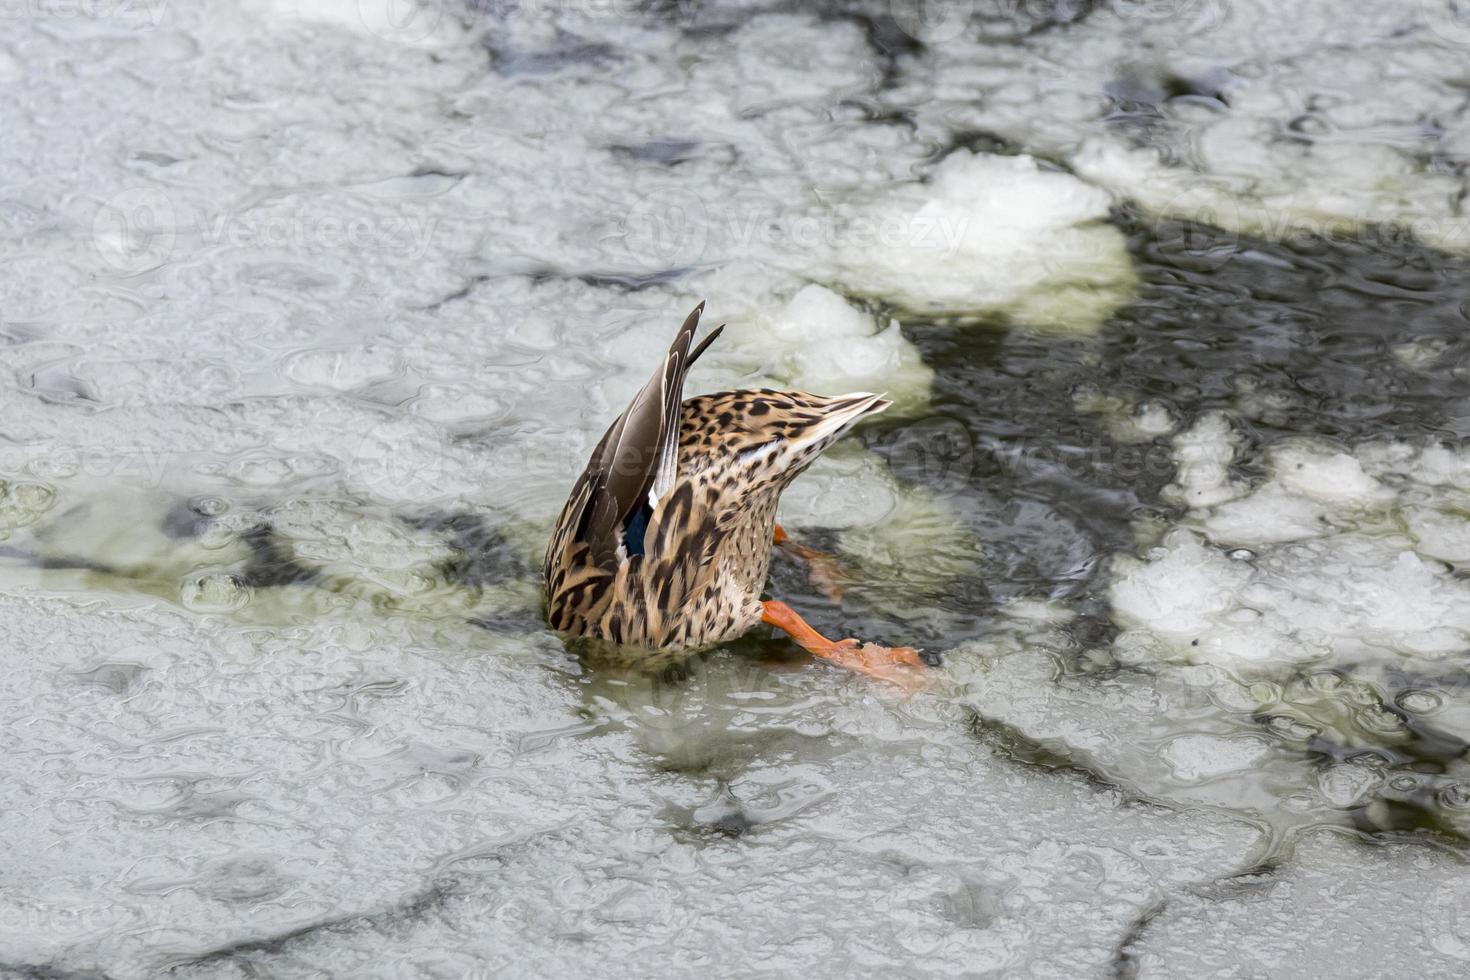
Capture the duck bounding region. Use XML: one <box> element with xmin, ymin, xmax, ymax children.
<box><xmin>544</xmin><ymin>301</ymin><xmax>924</xmax><ymax>684</ymax></box>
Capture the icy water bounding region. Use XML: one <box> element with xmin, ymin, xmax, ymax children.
<box><xmin>6</xmin><ymin>0</ymin><xmax>1470</xmax><ymax>977</ymax></box>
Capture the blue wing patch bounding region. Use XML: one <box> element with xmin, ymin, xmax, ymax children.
<box><xmin>622</xmin><ymin>498</ymin><xmax>653</xmax><ymax>557</ymax></box>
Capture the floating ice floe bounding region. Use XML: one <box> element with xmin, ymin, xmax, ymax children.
<box><xmin>0</xmin><ymin>477</ymin><xmax>542</xmax><ymax>628</ymax></box>
<box><xmin>1073</xmin><ymin>138</ymin><xmax>1469</xmax><ymax>254</ymax></box>
<box><xmin>895</xmin><ymin>0</ymin><xmax>1470</xmax><ymax>254</ymax></box>
<box><xmin>945</xmin><ymin>408</ymin><xmax>1470</xmax><ymax>839</ymax></box>
<box><xmin>0</xmin><ymin>587</ymin><xmax>1316</xmax><ymax>979</ymax></box>
<box><xmin>949</xmin><ymin>588</ymin><xmax>1470</xmax><ymax>841</ymax></box>
<box><xmin>819</xmin><ymin>150</ymin><xmax>1136</xmax><ymax>332</ymax></box>
<box><xmin>687</xmin><ymin>275</ymin><xmax>934</xmax><ymax>414</ymax></box>
<box><xmin>257</xmin><ymin>0</ymin><xmax>468</xmax><ymax>48</ymax></box>
<box><xmin>1115</xmin><ymin>414</ymin><xmax>1470</xmax><ymax>669</ymax></box>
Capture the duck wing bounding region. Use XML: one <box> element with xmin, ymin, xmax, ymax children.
<box><xmin>565</xmin><ymin>301</ymin><xmax>723</xmax><ymax>571</ymax></box>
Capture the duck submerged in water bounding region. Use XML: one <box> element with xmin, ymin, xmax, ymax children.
<box><xmin>544</xmin><ymin>302</ymin><xmax>924</xmax><ymax>684</ymax></box>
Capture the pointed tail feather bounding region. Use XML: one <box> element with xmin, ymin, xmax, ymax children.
<box><xmin>580</xmin><ymin>301</ymin><xmax>720</xmax><ymax>566</ymax></box>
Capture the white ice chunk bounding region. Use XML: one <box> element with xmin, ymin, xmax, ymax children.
<box><xmin>1270</xmin><ymin>444</ymin><xmax>1393</xmax><ymax>505</ymax></box>
<box><xmin>1111</xmin><ymin>531</ymin><xmax>1249</xmax><ymax>639</ymax></box>
<box><xmin>1116</xmin><ymin>411</ymin><xmax>1470</xmax><ymax>668</ymax></box>
<box><xmin>822</xmin><ymin>151</ymin><xmax>1136</xmax><ymax>332</ymax></box>
<box><xmin>1203</xmin><ymin>484</ymin><xmax>1330</xmax><ymax>547</ymax></box>
<box><xmin>764</xmin><ymin>285</ymin><xmax>915</xmax><ymax>396</ymax></box>
<box><xmin>1360</xmin><ymin>441</ymin><xmax>1470</xmax><ymax>488</ymax></box>
<box><xmin>263</xmin><ymin>0</ymin><xmax>466</xmax><ymax>48</ymax></box>
<box><xmin>1118</xmin><ymin>526</ymin><xmax>1470</xmax><ymax>668</ymax></box>
<box><xmin>1163</xmin><ymin>412</ymin><xmax>1245</xmax><ymax>508</ymax></box>
<box><xmin>1161</xmin><ymin>734</ymin><xmax>1271</xmax><ymax>782</ymax></box>
<box><xmin>1405</xmin><ymin>507</ymin><xmax>1470</xmax><ymax>563</ymax></box>
<box><xmin>703</xmin><ymin>281</ymin><xmax>934</xmax><ymax>413</ymax></box>
<box><xmin>899</xmin><ymin>2</ymin><xmax>1470</xmax><ymax>256</ymax></box>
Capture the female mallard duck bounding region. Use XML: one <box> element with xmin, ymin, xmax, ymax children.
<box><xmin>544</xmin><ymin>302</ymin><xmax>924</xmax><ymax>683</ymax></box>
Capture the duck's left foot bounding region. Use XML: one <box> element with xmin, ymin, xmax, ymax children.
<box><xmin>823</xmin><ymin>638</ymin><xmax>926</xmax><ymax>682</ymax></box>
<box><xmin>760</xmin><ymin>599</ymin><xmax>926</xmax><ymax>689</ymax></box>
<box><xmin>773</xmin><ymin>524</ymin><xmax>851</xmax><ymax>602</ymax></box>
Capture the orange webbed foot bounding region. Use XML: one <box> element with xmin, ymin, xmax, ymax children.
<box><xmin>761</xmin><ymin>600</ymin><xmax>926</xmax><ymax>690</ymax></box>
<box><xmin>822</xmin><ymin>638</ymin><xmax>928</xmax><ymax>689</ymax></box>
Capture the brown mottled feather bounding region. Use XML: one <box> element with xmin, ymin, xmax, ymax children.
<box><xmin>544</xmin><ymin>303</ymin><xmax>889</xmax><ymax>649</ymax></box>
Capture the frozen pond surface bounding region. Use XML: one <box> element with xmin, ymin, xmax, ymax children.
<box><xmin>5</xmin><ymin>0</ymin><xmax>1470</xmax><ymax>976</ymax></box>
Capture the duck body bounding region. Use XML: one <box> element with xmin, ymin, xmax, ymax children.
<box><xmin>545</xmin><ymin>303</ymin><xmax>923</xmax><ymax>682</ymax></box>
<box><xmin>546</xmin><ymin>386</ymin><xmax>886</xmax><ymax>647</ymax></box>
